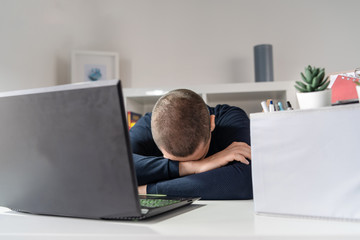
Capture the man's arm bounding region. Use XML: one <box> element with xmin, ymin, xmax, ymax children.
<box><xmin>146</xmin><ymin>161</ymin><xmax>253</xmax><ymax>200</ymax></box>
<box><xmin>138</xmin><ymin>141</ymin><xmax>251</xmax><ymax>193</ymax></box>
<box><xmin>179</xmin><ymin>142</ymin><xmax>251</xmax><ymax>176</ymax></box>
<box><xmin>132</xmin><ymin>153</ymin><xmax>179</xmax><ymax>186</ymax></box>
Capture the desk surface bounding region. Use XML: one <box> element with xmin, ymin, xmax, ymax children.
<box><xmin>1</xmin><ymin>200</ymin><xmax>360</xmax><ymax>239</ymax></box>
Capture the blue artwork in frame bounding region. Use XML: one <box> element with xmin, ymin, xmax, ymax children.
<box><xmin>84</xmin><ymin>64</ymin><xmax>107</xmax><ymax>82</ymax></box>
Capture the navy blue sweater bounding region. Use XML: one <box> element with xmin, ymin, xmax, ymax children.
<box><xmin>129</xmin><ymin>104</ymin><xmax>253</xmax><ymax>200</ymax></box>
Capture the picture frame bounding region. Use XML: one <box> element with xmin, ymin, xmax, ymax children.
<box><xmin>71</xmin><ymin>50</ymin><xmax>119</xmax><ymax>83</ymax></box>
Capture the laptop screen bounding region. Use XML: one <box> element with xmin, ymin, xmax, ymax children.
<box><xmin>0</xmin><ymin>80</ymin><xmax>141</xmax><ymax>219</ymax></box>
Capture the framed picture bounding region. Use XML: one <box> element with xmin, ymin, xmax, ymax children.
<box><xmin>71</xmin><ymin>50</ymin><xmax>119</xmax><ymax>83</ymax></box>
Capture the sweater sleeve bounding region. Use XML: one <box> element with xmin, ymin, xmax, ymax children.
<box><xmin>129</xmin><ymin>113</ymin><xmax>179</xmax><ymax>185</ymax></box>
<box><xmin>147</xmin><ymin>161</ymin><xmax>252</xmax><ymax>200</ymax></box>
<box><xmin>132</xmin><ymin>153</ymin><xmax>179</xmax><ymax>186</ymax></box>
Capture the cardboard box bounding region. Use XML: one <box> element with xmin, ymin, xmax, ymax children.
<box><xmin>250</xmin><ymin>104</ymin><xmax>360</xmax><ymax>220</ymax></box>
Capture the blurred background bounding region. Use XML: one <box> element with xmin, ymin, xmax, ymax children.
<box><xmin>0</xmin><ymin>0</ymin><xmax>358</xmax><ymax>91</ymax></box>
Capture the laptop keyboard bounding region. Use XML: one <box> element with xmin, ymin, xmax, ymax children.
<box><xmin>140</xmin><ymin>198</ymin><xmax>181</xmax><ymax>208</ymax></box>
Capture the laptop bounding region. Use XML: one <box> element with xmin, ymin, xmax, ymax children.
<box><xmin>0</xmin><ymin>79</ymin><xmax>199</xmax><ymax>220</ymax></box>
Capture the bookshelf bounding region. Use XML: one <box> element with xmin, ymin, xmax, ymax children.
<box><xmin>123</xmin><ymin>81</ymin><xmax>297</xmax><ymax>115</ymax></box>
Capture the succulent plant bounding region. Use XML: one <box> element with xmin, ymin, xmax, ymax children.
<box><xmin>295</xmin><ymin>65</ymin><xmax>330</xmax><ymax>92</ymax></box>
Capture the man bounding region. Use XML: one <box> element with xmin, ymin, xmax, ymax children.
<box><xmin>129</xmin><ymin>89</ymin><xmax>252</xmax><ymax>200</ymax></box>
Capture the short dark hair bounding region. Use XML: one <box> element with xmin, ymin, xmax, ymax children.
<box><xmin>151</xmin><ymin>89</ymin><xmax>210</xmax><ymax>157</ymax></box>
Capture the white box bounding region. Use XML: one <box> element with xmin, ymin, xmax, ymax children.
<box><xmin>250</xmin><ymin>104</ymin><xmax>360</xmax><ymax>220</ymax></box>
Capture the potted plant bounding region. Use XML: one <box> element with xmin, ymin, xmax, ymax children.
<box><xmin>295</xmin><ymin>65</ymin><xmax>331</xmax><ymax>109</ymax></box>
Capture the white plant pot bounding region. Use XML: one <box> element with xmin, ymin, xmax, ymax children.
<box><xmin>296</xmin><ymin>89</ymin><xmax>332</xmax><ymax>110</ymax></box>
<box><xmin>357</xmin><ymin>85</ymin><xmax>360</xmax><ymax>102</ymax></box>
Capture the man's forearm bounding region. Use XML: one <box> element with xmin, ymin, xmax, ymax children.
<box><xmin>147</xmin><ymin>162</ymin><xmax>253</xmax><ymax>200</ymax></box>
<box><xmin>133</xmin><ymin>153</ymin><xmax>180</xmax><ymax>185</ymax></box>
<box><xmin>179</xmin><ymin>142</ymin><xmax>251</xmax><ymax>176</ymax></box>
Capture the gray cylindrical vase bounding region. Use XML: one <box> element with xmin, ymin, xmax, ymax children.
<box><xmin>254</xmin><ymin>44</ymin><xmax>274</xmax><ymax>82</ymax></box>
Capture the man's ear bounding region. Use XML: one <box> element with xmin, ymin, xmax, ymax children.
<box><xmin>210</xmin><ymin>115</ymin><xmax>215</xmax><ymax>132</ymax></box>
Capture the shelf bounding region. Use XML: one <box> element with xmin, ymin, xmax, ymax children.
<box><xmin>123</xmin><ymin>81</ymin><xmax>297</xmax><ymax>115</ymax></box>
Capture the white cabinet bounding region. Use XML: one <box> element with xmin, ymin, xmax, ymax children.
<box><xmin>123</xmin><ymin>81</ymin><xmax>297</xmax><ymax>115</ymax></box>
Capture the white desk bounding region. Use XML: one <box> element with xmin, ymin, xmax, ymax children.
<box><xmin>1</xmin><ymin>200</ymin><xmax>360</xmax><ymax>239</ymax></box>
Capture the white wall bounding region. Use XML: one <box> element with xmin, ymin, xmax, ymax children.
<box><xmin>0</xmin><ymin>0</ymin><xmax>359</xmax><ymax>91</ymax></box>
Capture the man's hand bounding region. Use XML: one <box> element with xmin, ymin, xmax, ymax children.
<box><xmin>138</xmin><ymin>185</ymin><xmax>147</xmax><ymax>194</ymax></box>
<box><xmin>179</xmin><ymin>142</ymin><xmax>251</xmax><ymax>176</ymax></box>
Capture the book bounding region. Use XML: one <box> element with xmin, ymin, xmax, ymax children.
<box><xmin>127</xmin><ymin>111</ymin><xmax>142</xmax><ymax>130</ymax></box>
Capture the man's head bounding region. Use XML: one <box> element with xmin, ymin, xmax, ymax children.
<box><xmin>151</xmin><ymin>89</ymin><xmax>215</xmax><ymax>161</ymax></box>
